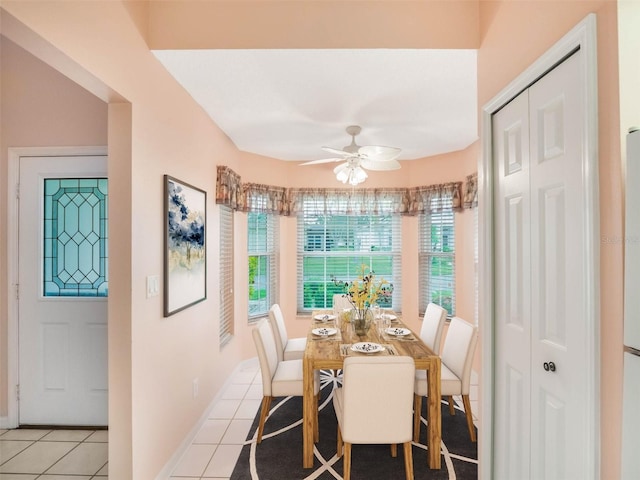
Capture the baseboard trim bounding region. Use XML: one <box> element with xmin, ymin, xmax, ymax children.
<box><xmin>0</xmin><ymin>416</ymin><xmax>11</xmax><ymax>429</ymax></box>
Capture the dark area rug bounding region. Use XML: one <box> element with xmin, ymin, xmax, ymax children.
<box><xmin>231</xmin><ymin>370</ymin><xmax>478</xmax><ymax>479</ymax></box>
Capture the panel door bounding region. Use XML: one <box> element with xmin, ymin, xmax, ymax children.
<box><xmin>493</xmin><ymin>87</ymin><xmax>532</xmax><ymax>480</ymax></box>
<box><xmin>528</xmin><ymin>51</ymin><xmax>588</xmax><ymax>480</ymax></box>
<box><xmin>493</xmin><ymin>51</ymin><xmax>588</xmax><ymax>479</ymax></box>
<box><xmin>19</xmin><ymin>155</ymin><xmax>108</xmax><ymax>426</ymax></box>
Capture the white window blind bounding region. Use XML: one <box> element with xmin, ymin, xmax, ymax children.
<box><xmin>220</xmin><ymin>205</ymin><xmax>234</xmax><ymax>347</ymax></box>
<box><xmin>297</xmin><ymin>205</ymin><xmax>401</xmax><ymax>312</ymax></box>
<box><xmin>419</xmin><ymin>198</ymin><xmax>456</xmax><ymax>316</ymax></box>
<box><xmin>248</xmin><ymin>212</ymin><xmax>279</xmax><ymax>321</ymax></box>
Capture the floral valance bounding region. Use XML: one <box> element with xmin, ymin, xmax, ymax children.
<box><xmin>463</xmin><ymin>172</ymin><xmax>478</xmax><ymax>209</ymax></box>
<box><xmin>215</xmin><ymin>166</ymin><xmax>242</xmax><ymax>210</ymax></box>
<box><xmin>407</xmin><ymin>182</ymin><xmax>463</xmax><ymax>213</ymax></box>
<box><xmin>287</xmin><ymin>188</ymin><xmax>410</xmax><ymax>216</ymax></box>
<box><xmin>239</xmin><ymin>183</ymin><xmax>289</xmax><ymax>215</ymax></box>
<box><xmin>216</xmin><ymin>165</ymin><xmax>467</xmax><ymax>216</ymax></box>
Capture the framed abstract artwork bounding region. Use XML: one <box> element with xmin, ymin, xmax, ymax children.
<box><xmin>164</xmin><ymin>175</ymin><xmax>206</xmax><ymax>316</ymax></box>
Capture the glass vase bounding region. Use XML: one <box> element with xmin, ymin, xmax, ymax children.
<box><xmin>353</xmin><ymin>309</ymin><xmax>373</xmax><ymax>336</ymax></box>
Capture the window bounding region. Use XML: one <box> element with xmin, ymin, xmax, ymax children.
<box><xmin>220</xmin><ymin>205</ymin><xmax>234</xmax><ymax>347</ymax></box>
<box><xmin>43</xmin><ymin>178</ymin><xmax>108</xmax><ymax>297</ymax></box>
<box><xmin>248</xmin><ymin>212</ymin><xmax>278</xmax><ymax>320</ymax></box>
<box><xmin>297</xmin><ymin>206</ymin><xmax>401</xmax><ymax>312</ymax></box>
<box><xmin>419</xmin><ymin>198</ymin><xmax>455</xmax><ymax>316</ymax></box>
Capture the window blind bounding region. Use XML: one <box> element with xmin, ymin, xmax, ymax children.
<box><xmin>220</xmin><ymin>206</ymin><xmax>234</xmax><ymax>347</ymax></box>
<box><xmin>419</xmin><ymin>197</ymin><xmax>456</xmax><ymax>316</ymax></box>
<box><xmin>297</xmin><ymin>202</ymin><xmax>401</xmax><ymax>313</ymax></box>
<box><xmin>248</xmin><ymin>212</ymin><xmax>279</xmax><ymax>321</ymax></box>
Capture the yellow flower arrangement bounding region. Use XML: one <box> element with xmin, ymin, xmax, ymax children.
<box><xmin>333</xmin><ymin>264</ymin><xmax>393</xmax><ymax>323</ymax></box>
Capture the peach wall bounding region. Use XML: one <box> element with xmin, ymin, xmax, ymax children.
<box><xmin>147</xmin><ymin>0</ymin><xmax>480</xmax><ymax>50</ymax></box>
<box><xmin>478</xmin><ymin>1</ymin><xmax>622</xmax><ymax>478</ymax></box>
<box><xmin>0</xmin><ymin>36</ymin><xmax>108</xmax><ymax>418</ymax></box>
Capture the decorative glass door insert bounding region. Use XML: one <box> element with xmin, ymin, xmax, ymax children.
<box><xmin>43</xmin><ymin>178</ymin><xmax>108</xmax><ymax>297</ymax></box>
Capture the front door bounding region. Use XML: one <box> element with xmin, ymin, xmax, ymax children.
<box><xmin>18</xmin><ymin>154</ymin><xmax>108</xmax><ymax>426</ymax></box>
<box><xmin>493</xmin><ymin>51</ymin><xmax>591</xmax><ymax>478</ymax></box>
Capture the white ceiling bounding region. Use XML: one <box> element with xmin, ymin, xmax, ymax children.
<box><xmin>152</xmin><ymin>48</ymin><xmax>478</xmax><ymax>161</ymax></box>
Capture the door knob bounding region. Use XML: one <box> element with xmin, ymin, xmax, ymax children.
<box><xmin>543</xmin><ymin>361</ymin><xmax>556</xmax><ymax>372</ymax></box>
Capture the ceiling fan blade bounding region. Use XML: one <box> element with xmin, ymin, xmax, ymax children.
<box><xmin>360</xmin><ymin>159</ymin><xmax>401</xmax><ymax>171</ymax></box>
<box><xmin>321</xmin><ymin>146</ymin><xmax>351</xmax><ymax>157</ymax></box>
<box><xmin>299</xmin><ymin>157</ymin><xmax>343</xmax><ymax>166</ymax></box>
<box><xmin>358</xmin><ymin>145</ymin><xmax>402</xmax><ymax>162</ymax></box>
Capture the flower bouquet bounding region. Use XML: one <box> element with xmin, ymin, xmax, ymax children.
<box><xmin>332</xmin><ymin>265</ymin><xmax>393</xmax><ymax>335</ymax></box>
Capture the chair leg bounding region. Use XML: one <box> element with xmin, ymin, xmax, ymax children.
<box><xmin>343</xmin><ymin>442</ymin><xmax>352</xmax><ymax>480</ymax></box>
<box><xmin>462</xmin><ymin>394</ymin><xmax>477</xmax><ymax>442</ymax></box>
<box><xmin>336</xmin><ymin>425</ymin><xmax>343</xmax><ymax>457</ymax></box>
<box><xmin>403</xmin><ymin>441</ymin><xmax>414</xmax><ymax>480</ymax></box>
<box><xmin>413</xmin><ymin>394</ymin><xmax>422</xmax><ymax>443</ymax></box>
<box><xmin>448</xmin><ymin>395</ymin><xmax>456</xmax><ymax>415</ymax></box>
<box><xmin>391</xmin><ymin>443</ymin><xmax>398</xmax><ymax>457</ymax></box>
<box><xmin>257</xmin><ymin>396</ymin><xmax>272</xmax><ymax>444</ymax></box>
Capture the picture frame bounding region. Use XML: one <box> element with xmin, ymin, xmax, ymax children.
<box><xmin>164</xmin><ymin>175</ymin><xmax>207</xmax><ymax>317</ymax></box>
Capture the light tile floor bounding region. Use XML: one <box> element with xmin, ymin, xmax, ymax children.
<box><xmin>169</xmin><ymin>358</ymin><xmax>263</xmax><ymax>480</ymax></box>
<box><xmin>0</xmin><ymin>359</ymin><xmax>478</xmax><ymax>480</ymax></box>
<box><xmin>0</xmin><ymin>428</ymin><xmax>108</xmax><ymax>479</ymax></box>
<box><xmin>0</xmin><ymin>359</ymin><xmax>262</xmax><ymax>480</ymax></box>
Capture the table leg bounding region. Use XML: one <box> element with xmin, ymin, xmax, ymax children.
<box><xmin>302</xmin><ymin>356</ymin><xmax>314</xmax><ymax>468</ymax></box>
<box><xmin>426</xmin><ymin>357</ymin><xmax>442</xmax><ymax>469</ymax></box>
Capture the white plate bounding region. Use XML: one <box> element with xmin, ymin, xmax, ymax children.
<box><xmin>385</xmin><ymin>327</ymin><xmax>411</xmax><ymax>336</ymax></box>
<box><xmin>314</xmin><ymin>314</ymin><xmax>336</xmax><ymax>322</ymax></box>
<box><xmin>312</xmin><ymin>327</ymin><xmax>337</xmax><ymax>337</ymax></box>
<box><xmin>350</xmin><ymin>342</ymin><xmax>384</xmax><ymax>354</ymax></box>
<box><xmin>382</xmin><ymin>313</ymin><xmax>398</xmax><ymax>321</ymax></box>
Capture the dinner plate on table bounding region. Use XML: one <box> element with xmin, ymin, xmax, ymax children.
<box><xmin>350</xmin><ymin>342</ymin><xmax>384</xmax><ymax>354</ymax></box>
<box><xmin>312</xmin><ymin>327</ymin><xmax>337</xmax><ymax>337</ymax></box>
<box><xmin>382</xmin><ymin>313</ymin><xmax>398</xmax><ymax>322</ymax></box>
<box><xmin>385</xmin><ymin>327</ymin><xmax>411</xmax><ymax>337</ymax></box>
<box><xmin>314</xmin><ymin>314</ymin><xmax>336</xmax><ymax>322</ymax></box>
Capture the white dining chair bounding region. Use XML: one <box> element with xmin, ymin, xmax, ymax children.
<box><xmin>252</xmin><ymin>318</ymin><xmax>319</xmax><ymax>443</ymax></box>
<box><xmin>332</xmin><ymin>293</ymin><xmax>353</xmax><ymax>312</ymax></box>
<box><xmin>333</xmin><ymin>356</ymin><xmax>416</xmax><ymax>480</ymax></box>
<box><xmin>419</xmin><ymin>303</ymin><xmax>447</xmax><ymax>355</ymax></box>
<box><xmin>414</xmin><ymin>316</ymin><xmax>478</xmax><ymax>442</ymax></box>
<box><xmin>268</xmin><ymin>303</ymin><xmax>307</xmax><ymax>361</ymax></box>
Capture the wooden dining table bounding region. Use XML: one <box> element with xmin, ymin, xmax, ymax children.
<box><xmin>302</xmin><ymin>311</ymin><xmax>442</xmax><ymax>469</ymax></box>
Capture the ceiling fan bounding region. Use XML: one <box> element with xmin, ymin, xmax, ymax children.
<box><xmin>300</xmin><ymin>125</ymin><xmax>401</xmax><ymax>185</ymax></box>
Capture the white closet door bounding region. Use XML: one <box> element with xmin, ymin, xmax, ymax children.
<box><xmin>528</xmin><ymin>52</ymin><xmax>588</xmax><ymax>479</ymax></box>
<box><xmin>493</xmin><ymin>86</ymin><xmax>532</xmax><ymax>480</ymax></box>
<box><xmin>493</xmin><ymin>51</ymin><xmax>588</xmax><ymax>479</ymax></box>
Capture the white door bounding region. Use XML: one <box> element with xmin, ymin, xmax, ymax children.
<box><xmin>18</xmin><ymin>155</ymin><xmax>108</xmax><ymax>426</ymax></box>
<box><xmin>493</xmin><ymin>52</ymin><xmax>590</xmax><ymax>478</ymax></box>
<box><xmin>493</xmin><ymin>88</ymin><xmax>532</xmax><ymax>479</ymax></box>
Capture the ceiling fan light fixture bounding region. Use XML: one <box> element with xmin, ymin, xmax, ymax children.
<box><xmin>336</xmin><ymin>164</ymin><xmax>368</xmax><ymax>186</ymax></box>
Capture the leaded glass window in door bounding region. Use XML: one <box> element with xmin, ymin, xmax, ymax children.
<box><xmin>43</xmin><ymin>178</ymin><xmax>108</xmax><ymax>297</ymax></box>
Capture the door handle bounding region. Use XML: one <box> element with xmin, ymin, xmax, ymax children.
<box><xmin>543</xmin><ymin>361</ymin><xmax>556</xmax><ymax>372</ymax></box>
